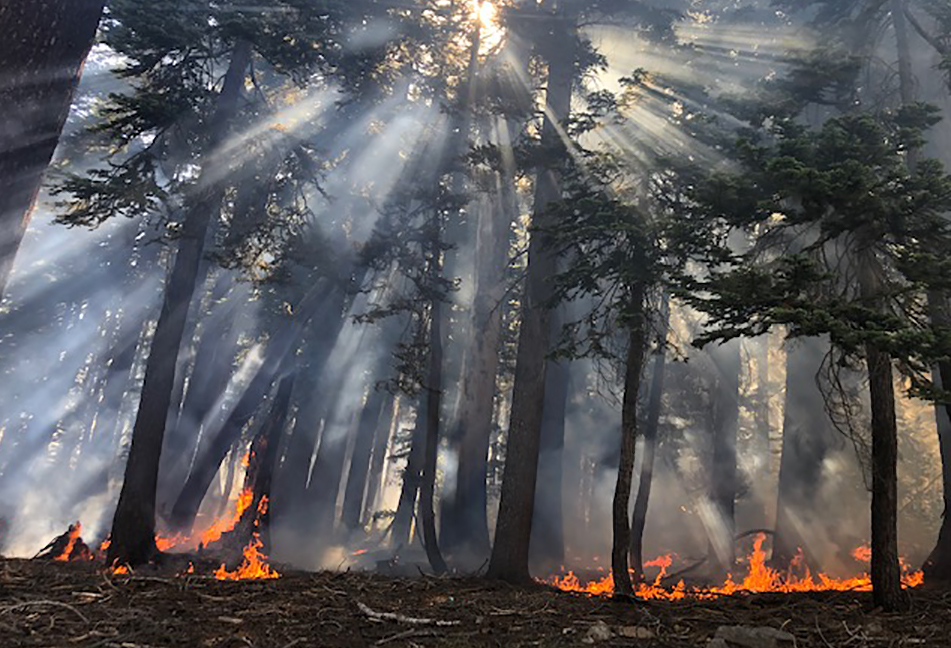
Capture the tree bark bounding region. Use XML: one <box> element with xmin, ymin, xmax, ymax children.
<box><xmin>441</xmin><ymin>127</ymin><xmax>518</xmax><ymax>561</ymax></box>
<box><xmin>107</xmin><ymin>41</ymin><xmax>252</xmax><ymax>567</ymax></box>
<box><xmin>419</xmin><ymin>298</ymin><xmax>448</xmax><ymax>574</ymax></box>
<box><xmin>706</xmin><ymin>339</ymin><xmax>741</xmax><ymax>578</ymax></box>
<box><xmin>630</xmin><ymin>295</ymin><xmax>669</xmax><ymax>582</ymax></box>
<box><xmin>612</xmin><ymin>294</ymin><xmax>647</xmax><ymax>596</ymax></box>
<box><xmin>393</xmin><ymin>408</ymin><xmax>425</xmax><ymax>549</ymax></box>
<box><xmin>0</xmin><ymin>0</ymin><xmax>105</xmax><ymax>299</ymax></box>
<box><xmin>530</xmin><ymin>338</ymin><xmax>570</xmax><ymax>570</ymax></box>
<box><xmin>486</xmin><ymin>7</ymin><xmax>576</xmax><ymax>584</ymax></box>
<box><xmin>858</xmin><ymin>249</ymin><xmax>907</xmax><ymax>611</ymax></box>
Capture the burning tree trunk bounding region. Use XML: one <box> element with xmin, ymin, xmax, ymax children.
<box><xmin>168</xmin><ymin>278</ymin><xmax>329</xmax><ymax>533</ymax></box>
<box><xmin>486</xmin><ymin>7</ymin><xmax>577</xmax><ymax>584</ymax></box>
<box><xmin>611</xmin><ymin>290</ymin><xmax>647</xmax><ymax>596</ymax></box>
<box><xmin>221</xmin><ymin>373</ymin><xmax>296</xmax><ymax>554</ymax></box>
<box><xmin>107</xmin><ymin>41</ymin><xmax>252</xmax><ymax>567</ymax></box>
<box><xmin>630</xmin><ymin>295</ymin><xmax>669</xmax><ymax>582</ymax></box>
<box><xmin>0</xmin><ymin>0</ymin><xmax>105</xmax><ymax>300</ymax></box>
<box><xmin>706</xmin><ymin>339</ymin><xmax>740</xmax><ymax>579</ymax></box>
<box><xmin>857</xmin><ymin>249</ymin><xmax>906</xmax><ymax>612</ymax></box>
<box><xmin>771</xmin><ymin>336</ymin><xmax>835</xmax><ymax>569</ymax></box>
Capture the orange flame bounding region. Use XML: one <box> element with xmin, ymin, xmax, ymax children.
<box><xmin>111</xmin><ymin>563</ymin><xmax>130</xmax><ymax>575</ymax></box>
<box><xmin>214</xmin><ymin>533</ymin><xmax>280</xmax><ymax>581</ymax></box>
<box><xmin>53</xmin><ymin>522</ymin><xmax>82</xmax><ymax>562</ymax></box>
<box><xmin>852</xmin><ymin>545</ymin><xmax>872</xmax><ymax>563</ymax></box>
<box><xmin>200</xmin><ymin>487</ymin><xmax>254</xmax><ymax>546</ymax></box>
<box><xmin>549</xmin><ymin>535</ymin><xmax>923</xmax><ymax>599</ymax></box>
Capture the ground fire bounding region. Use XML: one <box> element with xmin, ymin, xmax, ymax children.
<box><xmin>549</xmin><ymin>535</ymin><xmax>925</xmax><ymax>598</ymax></box>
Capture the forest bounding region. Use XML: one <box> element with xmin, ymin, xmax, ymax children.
<box><xmin>2</xmin><ymin>0</ymin><xmax>951</xmax><ymax>646</ymax></box>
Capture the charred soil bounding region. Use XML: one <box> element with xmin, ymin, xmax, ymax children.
<box><xmin>0</xmin><ymin>557</ymin><xmax>949</xmax><ymax>647</ymax></box>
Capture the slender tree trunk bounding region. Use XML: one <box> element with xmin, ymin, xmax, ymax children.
<box><xmin>107</xmin><ymin>41</ymin><xmax>252</xmax><ymax>567</ymax></box>
<box><xmin>771</xmin><ymin>337</ymin><xmax>835</xmax><ymax>569</ymax></box>
<box><xmin>419</xmin><ymin>297</ymin><xmax>448</xmax><ymax>574</ymax></box>
<box><xmin>364</xmin><ymin>398</ymin><xmax>398</xmax><ymax>526</ymax></box>
<box><xmin>341</xmin><ymin>371</ymin><xmax>392</xmax><ymax>534</ymax></box>
<box><xmin>0</xmin><ymin>0</ymin><xmax>105</xmax><ymax>299</ymax></box>
<box><xmin>858</xmin><ymin>249</ymin><xmax>907</xmax><ymax>611</ymax></box>
<box><xmin>486</xmin><ymin>7</ymin><xmax>576</xmax><ymax>583</ymax></box>
<box><xmin>393</xmin><ymin>408</ymin><xmax>425</xmax><ymax>549</ymax></box>
<box><xmin>612</xmin><ymin>294</ymin><xmax>647</xmax><ymax>596</ymax></box>
<box><xmin>706</xmin><ymin>339</ymin><xmax>740</xmax><ymax>578</ymax></box>
<box><xmin>167</xmin><ymin>278</ymin><xmax>328</xmax><ymax>533</ymax></box>
<box><xmin>630</xmin><ymin>295</ymin><xmax>669</xmax><ymax>582</ymax></box>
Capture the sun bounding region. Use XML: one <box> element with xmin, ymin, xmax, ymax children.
<box><xmin>468</xmin><ymin>0</ymin><xmax>504</xmax><ymax>53</ymax></box>
<box><xmin>474</xmin><ymin>0</ymin><xmax>498</xmax><ymax>29</ymax></box>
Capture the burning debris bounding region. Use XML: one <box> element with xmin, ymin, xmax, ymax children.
<box><xmin>550</xmin><ymin>535</ymin><xmax>925</xmax><ymax>598</ymax></box>
<box><xmin>34</xmin><ymin>522</ymin><xmax>93</xmax><ymax>562</ymax></box>
<box><xmin>214</xmin><ymin>533</ymin><xmax>280</xmax><ymax>581</ymax></box>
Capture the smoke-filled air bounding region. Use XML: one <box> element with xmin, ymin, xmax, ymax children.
<box><xmin>2</xmin><ymin>0</ymin><xmax>951</xmax><ymax>646</ymax></box>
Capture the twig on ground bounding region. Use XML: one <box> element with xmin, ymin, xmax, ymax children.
<box><xmin>375</xmin><ymin>628</ymin><xmax>437</xmax><ymax>645</ymax></box>
<box><xmin>0</xmin><ymin>600</ymin><xmax>89</xmax><ymax>624</ymax></box>
<box><xmin>356</xmin><ymin>600</ymin><xmax>460</xmax><ymax>626</ymax></box>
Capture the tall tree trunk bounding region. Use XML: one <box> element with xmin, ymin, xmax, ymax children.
<box><xmin>364</xmin><ymin>398</ymin><xmax>399</xmax><ymax>526</ymax></box>
<box><xmin>530</xmin><ymin>339</ymin><xmax>569</xmax><ymax>570</ymax></box>
<box><xmin>107</xmin><ymin>41</ymin><xmax>252</xmax><ymax>567</ymax></box>
<box><xmin>706</xmin><ymin>339</ymin><xmax>740</xmax><ymax>578</ymax></box>
<box><xmin>889</xmin><ymin>0</ymin><xmax>951</xmax><ymax>583</ymax></box>
<box><xmin>341</xmin><ymin>369</ymin><xmax>392</xmax><ymax>534</ymax></box>
<box><xmin>442</xmin><ymin>129</ymin><xmax>517</xmax><ymax>561</ymax></box>
<box><xmin>392</xmin><ymin>408</ymin><xmax>425</xmax><ymax>549</ymax></box>
<box><xmin>771</xmin><ymin>336</ymin><xmax>835</xmax><ymax>569</ymax></box>
<box><xmin>857</xmin><ymin>249</ymin><xmax>906</xmax><ymax>611</ymax></box>
<box><xmin>0</xmin><ymin>0</ymin><xmax>105</xmax><ymax>299</ymax></box>
<box><xmin>419</xmin><ymin>297</ymin><xmax>448</xmax><ymax>574</ymax></box>
<box><xmin>168</xmin><ymin>278</ymin><xmax>328</xmax><ymax>533</ymax></box>
<box><xmin>612</xmin><ymin>293</ymin><xmax>647</xmax><ymax>596</ymax></box>
<box><xmin>630</xmin><ymin>294</ymin><xmax>669</xmax><ymax>582</ymax></box>
<box><xmin>486</xmin><ymin>7</ymin><xmax>576</xmax><ymax>584</ymax></box>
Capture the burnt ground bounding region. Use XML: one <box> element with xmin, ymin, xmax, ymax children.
<box><xmin>0</xmin><ymin>557</ymin><xmax>949</xmax><ymax>648</ymax></box>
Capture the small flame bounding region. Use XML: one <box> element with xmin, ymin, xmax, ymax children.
<box><xmin>53</xmin><ymin>522</ymin><xmax>82</xmax><ymax>562</ymax></box>
<box><xmin>550</xmin><ymin>535</ymin><xmax>924</xmax><ymax>599</ymax></box>
<box><xmin>111</xmin><ymin>563</ymin><xmax>130</xmax><ymax>575</ymax></box>
<box><xmin>214</xmin><ymin>533</ymin><xmax>280</xmax><ymax>581</ymax></box>
<box><xmin>852</xmin><ymin>546</ymin><xmax>872</xmax><ymax>563</ymax></box>
<box><xmin>99</xmin><ymin>538</ymin><xmax>111</xmax><ymax>553</ymax></box>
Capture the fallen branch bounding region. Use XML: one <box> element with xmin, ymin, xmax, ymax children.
<box><xmin>356</xmin><ymin>601</ymin><xmax>460</xmax><ymax>626</ymax></box>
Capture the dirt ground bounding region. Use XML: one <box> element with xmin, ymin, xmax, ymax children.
<box><xmin>0</xmin><ymin>557</ymin><xmax>949</xmax><ymax>648</ymax></box>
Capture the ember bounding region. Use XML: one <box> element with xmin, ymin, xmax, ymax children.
<box><xmin>550</xmin><ymin>535</ymin><xmax>925</xmax><ymax>598</ymax></box>
<box><xmin>214</xmin><ymin>533</ymin><xmax>280</xmax><ymax>581</ymax></box>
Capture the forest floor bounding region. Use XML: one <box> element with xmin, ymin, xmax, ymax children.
<box><xmin>0</xmin><ymin>557</ymin><xmax>949</xmax><ymax>648</ymax></box>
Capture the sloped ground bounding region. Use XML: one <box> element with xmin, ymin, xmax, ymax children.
<box><xmin>0</xmin><ymin>557</ymin><xmax>948</xmax><ymax>647</ymax></box>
